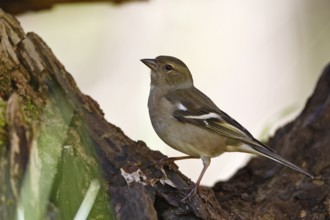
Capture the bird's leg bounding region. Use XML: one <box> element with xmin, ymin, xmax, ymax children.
<box><xmin>153</xmin><ymin>155</ymin><xmax>196</xmax><ymax>171</ymax></box>
<box><xmin>182</xmin><ymin>156</ymin><xmax>211</xmax><ymax>201</ymax></box>
<box><xmin>152</xmin><ymin>156</ymin><xmax>196</xmax><ymax>179</ymax></box>
<box><xmin>159</xmin><ymin>155</ymin><xmax>196</xmax><ymax>167</ymax></box>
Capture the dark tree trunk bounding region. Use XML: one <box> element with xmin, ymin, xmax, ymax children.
<box><xmin>0</xmin><ymin>9</ymin><xmax>329</xmax><ymax>220</ymax></box>
<box><xmin>0</xmin><ymin>0</ymin><xmax>143</xmax><ymax>15</ymax></box>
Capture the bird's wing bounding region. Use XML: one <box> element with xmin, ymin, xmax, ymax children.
<box><xmin>165</xmin><ymin>88</ymin><xmax>274</xmax><ymax>151</ymax></box>
<box><xmin>165</xmin><ymin>88</ymin><xmax>314</xmax><ymax>178</ymax></box>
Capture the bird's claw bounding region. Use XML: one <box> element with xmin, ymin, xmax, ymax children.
<box><xmin>181</xmin><ymin>185</ymin><xmax>198</xmax><ymax>202</ymax></box>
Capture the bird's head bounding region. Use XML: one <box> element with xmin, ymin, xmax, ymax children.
<box><xmin>141</xmin><ymin>56</ymin><xmax>194</xmax><ymax>90</ymax></box>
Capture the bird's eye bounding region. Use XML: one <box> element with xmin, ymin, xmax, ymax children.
<box><xmin>165</xmin><ymin>64</ymin><xmax>173</xmax><ymax>71</ymax></box>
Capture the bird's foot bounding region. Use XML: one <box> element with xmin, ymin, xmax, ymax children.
<box><xmin>181</xmin><ymin>185</ymin><xmax>198</xmax><ymax>202</ymax></box>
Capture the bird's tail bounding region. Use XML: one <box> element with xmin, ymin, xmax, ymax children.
<box><xmin>238</xmin><ymin>142</ymin><xmax>314</xmax><ymax>179</ymax></box>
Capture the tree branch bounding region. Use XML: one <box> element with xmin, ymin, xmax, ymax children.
<box><xmin>0</xmin><ymin>0</ymin><xmax>144</xmax><ymax>15</ymax></box>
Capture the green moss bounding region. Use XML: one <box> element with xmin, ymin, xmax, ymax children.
<box><xmin>0</xmin><ymin>98</ymin><xmax>5</xmax><ymax>126</ymax></box>
<box><xmin>0</xmin><ymin>98</ymin><xmax>6</xmax><ymax>154</ymax></box>
<box><xmin>0</xmin><ymin>67</ymin><xmax>13</xmax><ymax>98</ymax></box>
<box><xmin>22</xmin><ymin>98</ymin><xmax>41</xmax><ymax>121</ymax></box>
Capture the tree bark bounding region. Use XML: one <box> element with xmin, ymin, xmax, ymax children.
<box><xmin>0</xmin><ymin>9</ymin><xmax>329</xmax><ymax>220</ymax></box>
<box><xmin>0</xmin><ymin>0</ymin><xmax>144</xmax><ymax>15</ymax></box>
<box><xmin>213</xmin><ymin>69</ymin><xmax>330</xmax><ymax>219</ymax></box>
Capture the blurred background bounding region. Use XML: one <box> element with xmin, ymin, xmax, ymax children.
<box><xmin>16</xmin><ymin>0</ymin><xmax>330</xmax><ymax>186</ymax></box>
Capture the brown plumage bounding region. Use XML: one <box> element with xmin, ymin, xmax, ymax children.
<box><xmin>141</xmin><ymin>55</ymin><xmax>313</xmax><ymax>200</ymax></box>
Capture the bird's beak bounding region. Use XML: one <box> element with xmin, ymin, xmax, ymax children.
<box><xmin>141</xmin><ymin>59</ymin><xmax>157</xmax><ymax>71</ymax></box>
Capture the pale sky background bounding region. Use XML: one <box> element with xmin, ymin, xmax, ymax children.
<box><xmin>17</xmin><ymin>0</ymin><xmax>330</xmax><ymax>186</ymax></box>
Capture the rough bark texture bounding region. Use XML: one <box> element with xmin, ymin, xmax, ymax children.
<box><xmin>213</xmin><ymin>69</ymin><xmax>330</xmax><ymax>219</ymax></box>
<box><xmin>0</xmin><ymin>9</ymin><xmax>329</xmax><ymax>220</ymax></box>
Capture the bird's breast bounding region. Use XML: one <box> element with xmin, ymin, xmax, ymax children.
<box><xmin>148</xmin><ymin>96</ymin><xmax>229</xmax><ymax>158</ymax></box>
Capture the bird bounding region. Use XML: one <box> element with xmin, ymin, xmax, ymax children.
<box><xmin>141</xmin><ymin>55</ymin><xmax>314</xmax><ymax>200</ymax></box>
